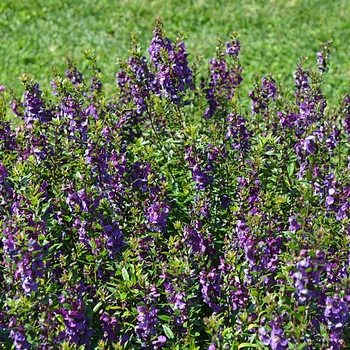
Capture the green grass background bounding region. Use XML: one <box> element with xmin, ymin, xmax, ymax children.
<box><xmin>1</xmin><ymin>0</ymin><xmax>350</xmax><ymax>107</ymax></box>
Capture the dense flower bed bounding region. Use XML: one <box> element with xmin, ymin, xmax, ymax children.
<box><xmin>0</xmin><ymin>18</ymin><xmax>350</xmax><ymax>349</ymax></box>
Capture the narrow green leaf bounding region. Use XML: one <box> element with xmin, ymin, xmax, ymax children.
<box><xmin>162</xmin><ymin>324</ymin><xmax>174</xmax><ymax>339</ymax></box>
<box><xmin>93</xmin><ymin>301</ymin><xmax>103</xmax><ymax>313</ymax></box>
<box><xmin>238</xmin><ymin>343</ymin><xmax>259</xmax><ymax>349</ymax></box>
<box><xmin>121</xmin><ymin>267</ymin><xmax>129</xmax><ymax>282</ymax></box>
<box><xmin>247</xmin><ymin>323</ymin><xmax>259</xmax><ymax>330</ymax></box>
<box><xmin>158</xmin><ymin>314</ymin><xmax>172</xmax><ymax>322</ymax></box>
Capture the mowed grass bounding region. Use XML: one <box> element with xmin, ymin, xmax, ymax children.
<box><xmin>1</xmin><ymin>0</ymin><xmax>350</xmax><ymax>107</ymax></box>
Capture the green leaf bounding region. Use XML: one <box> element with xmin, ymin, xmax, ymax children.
<box><xmin>121</xmin><ymin>267</ymin><xmax>129</xmax><ymax>282</ymax></box>
<box><xmin>306</xmin><ymin>170</ymin><xmax>313</xmax><ymax>181</ymax></box>
<box><xmin>247</xmin><ymin>324</ymin><xmax>259</xmax><ymax>330</ymax></box>
<box><xmin>162</xmin><ymin>324</ymin><xmax>174</xmax><ymax>339</ymax></box>
<box><xmin>250</xmin><ymin>290</ymin><xmax>259</xmax><ymax>297</ymax></box>
<box><xmin>93</xmin><ymin>301</ymin><xmax>103</xmax><ymax>313</ymax></box>
<box><xmin>238</xmin><ymin>343</ymin><xmax>259</xmax><ymax>349</ymax></box>
<box><xmin>158</xmin><ymin>314</ymin><xmax>172</xmax><ymax>322</ymax></box>
<box><xmin>287</xmin><ymin>162</ymin><xmax>294</xmax><ymax>177</ymax></box>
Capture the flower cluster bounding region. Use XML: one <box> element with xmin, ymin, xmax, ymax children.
<box><xmin>291</xmin><ymin>249</ymin><xmax>325</xmax><ymax>306</ymax></box>
<box><xmin>324</xmin><ymin>295</ymin><xmax>350</xmax><ymax>349</ymax></box>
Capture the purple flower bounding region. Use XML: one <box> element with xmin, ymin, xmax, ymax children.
<box><xmin>182</xmin><ymin>225</ymin><xmax>207</xmax><ymax>254</ymax></box>
<box><xmin>0</xmin><ymin>120</ymin><xmax>17</xmax><ymax>151</ymax></box>
<box><xmin>288</xmin><ymin>216</ymin><xmax>301</xmax><ymax>232</ymax></box>
<box><xmin>152</xmin><ymin>335</ymin><xmax>167</xmax><ymax>349</ymax></box>
<box><xmin>199</xmin><ymin>269</ymin><xmax>223</xmax><ymax>313</ymax></box>
<box><xmin>203</xmin><ymin>50</ymin><xmax>242</xmax><ymax>119</ymax></box>
<box><xmin>225</xmin><ymin>38</ymin><xmax>241</xmax><ymax>57</ymax></box>
<box><xmin>134</xmin><ymin>305</ymin><xmax>159</xmax><ymax>340</ymax></box>
<box><xmin>145</xmin><ymin>201</ymin><xmax>170</xmax><ymax>232</ymax></box>
<box><xmin>303</xmin><ymin>135</ymin><xmax>317</xmax><ymax>155</ymax></box>
<box><xmin>292</xmin><ymin>250</ymin><xmax>325</xmax><ymax>305</ymax></box>
<box><xmin>325</xmin><ymin>296</ymin><xmax>349</xmax><ymax>327</ymax></box>
<box><xmin>20</xmin><ymin>82</ymin><xmax>53</xmax><ymax>125</ymax></box>
<box><xmin>10</xmin><ymin>330</ymin><xmax>30</xmax><ymax>350</ymax></box>
<box><xmin>259</xmin><ymin>326</ymin><xmax>270</xmax><ymax>345</ymax></box>
<box><xmin>61</xmin><ymin>308</ymin><xmax>92</xmax><ymax>347</ymax></box>
<box><xmin>100</xmin><ymin>311</ymin><xmax>120</xmax><ymax>341</ymax></box>
<box><xmin>104</xmin><ymin>223</ymin><xmax>126</xmax><ymax>259</ymax></box>
<box><xmin>65</xmin><ymin>64</ymin><xmax>83</xmax><ymax>85</ymax></box>
<box><xmin>259</xmin><ymin>319</ymin><xmax>289</xmax><ymax>350</ymax></box>
<box><xmin>117</xmin><ymin>55</ymin><xmax>154</xmax><ymax>114</ymax></box>
<box><xmin>226</xmin><ymin>113</ymin><xmax>251</xmax><ymax>152</ymax></box>
<box><xmin>249</xmin><ymin>76</ymin><xmax>277</xmax><ymax>116</ymax></box>
<box><xmin>148</xmin><ymin>19</ymin><xmax>194</xmax><ymax>104</ymax></box>
<box><xmin>0</xmin><ymin>162</ymin><xmax>8</xmax><ymax>183</ymax></box>
<box><xmin>293</xmin><ymin>63</ymin><xmax>327</xmax><ymax>137</ymax></box>
<box><xmin>322</xmin><ymin>295</ymin><xmax>349</xmax><ymax>349</ymax></box>
<box><xmin>270</xmin><ymin>325</ymin><xmax>289</xmax><ymax>350</ymax></box>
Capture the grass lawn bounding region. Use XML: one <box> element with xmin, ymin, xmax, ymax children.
<box><xmin>1</xmin><ymin>0</ymin><xmax>350</xmax><ymax>107</ymax></box>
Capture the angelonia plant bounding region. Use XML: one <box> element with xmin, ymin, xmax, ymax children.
<box><xmin>0</xmin><ymin>17</ymin><xmax>350</xmax><ymax>349</ymax></box>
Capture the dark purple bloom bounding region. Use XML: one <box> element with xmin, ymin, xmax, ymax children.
<box><xmin>292</xmin><ymin>250</ymin><xmax>325</xmax><ymax>305</ymax></box>
<box><xmin>104</xmin><ymin>223</ymin><xmax>126</xmax><ymax>259</ymax></box>
<box><xmin>259</xmin><ymin>326</ymin><xmax>270</xmax><ymax>345</ymax></box>
<box><xmin>249</xmin><ymin>76</ymin><xmax>277</xmax><ymax>116</ymax></box>
<box><xmin>324</xmin><ymin>296</ymin><xmax>349</xmax><ymax>327</ymax></box>
<box><xmin>61</xmin><ymin>308</ymin><xmax>92</xmax><ymax>347</ymax></box>
<box><xmin>145</xmin><ymin>201</ymin><xmax>170</xmax><ymax>232</ymax></box>
<box><xmin>303</xmin><ymin>135</ymin><xmax>317</xmax><ymax>155</ymax></box>
<box><xmin>0</xmin><ymin>162</ymin><xmax>8</xmax><ymax>183</ymax></box>
<box><xmin>147</xmin><ymin>19</ymin><xmax>194</xmax><ymax>104</ymax></box>
<box><xmin>226</xmin><ymin>113</ymin><xmax>251</xmax><ymax>152</ymax></box>
<box><xmin>323</xmin><ymin>295</ymin><xmax>349</xmax><ymax>349</ymax></box>
<box><xmin>117</xmin><ymin>55</ymin><xmax>155</xmax><ymax>114</ymax></box>
<box><xmin>0</xmin><ymin>120</ymin><xmax>17</xmax><ymax>151</ymax></box>
<box><xmin>134</xmin><ymin>305</ymin><xmax>159</xmax><ymax>340</ymax></box>
<box><xmin>203</xmin><ymin>50</ymin><xmax>242</xmax><ymax>119</ymax></box>
<box><xmin>182</xmin><ymin>225</ymin><xmax>207</xmax><ymax>254</ymax></box>
<box><xmin>270</xmin><ymin>325</ymin><xmax>289</xmax><ymax>350</ymax></box>
<box><xmin>100</xmin><ymin>311</ymin><xmax>120</xmax><ymax>341</ymax></box>
<box><xmin>225</xmin><ymin>38</ymin><xmax>241</xmax><ymax>57</ymax></box>
<box><xmin>288</xmin><ymin>216</ymin><xmax>301</xmax><ymax>232</ymax></box>
<box><xmin>19</xmin><ymin>82</ymin><xmax>53</xmax><ymax>125</ymax></box>
<box><xmin>259</xmin><ymin>318</ymin><xmax>289</xmax><ymax>350</ymax></box>
<box><xmin>152</xmin><ymin>335</ymin><xmax>167</xmax><ymax>349</ymax></box>
<box><xmin>65</xmin><ymin>65</ymin><xmax>83</xmax><ymax>85</ymax></box>
<box><xmin>200</xmin><ymin>269</ymin><xmax>223</xmax><ymax>313</ymax></box>
<box><xmin>10</xmin><ymin>330</ymin><xmax>30</xmax><ymax>350</ymax></box>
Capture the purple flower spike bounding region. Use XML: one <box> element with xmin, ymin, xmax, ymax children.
<box><xmin>145</xmin><ymin>202</ymin><xmax>170</xmax><ymax>232</ymax></box>
<box><xmin>288</xmin><ymin>216</ymin><xmax>301</xmax><ymax>232</ymax></box>
<box><xmin>270</xmin><ymin>325</ymin><xmax>289</xmax><ymax>350</ymax></box>
<box><xmin>225</xmin><ymin>38</ymin><xmax>241</xmax><ymax>57</ymax></box>
<box><xmin>303</xmin><ymin>136</ymin><xmax>317</xmax><ymax>155</ymax></box>
<box><xmin>134</xmin><ymin>305</ymin><xmax>159</xmax><ymax>341</ymax></box>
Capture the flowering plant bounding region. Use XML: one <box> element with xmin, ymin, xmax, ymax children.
<box><xmin>0</xmin><ymin>20</ymin><xmax>349</xmax><ymax>349</ymax></box>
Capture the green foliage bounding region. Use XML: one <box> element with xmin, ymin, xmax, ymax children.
<box><xmin>0</xmin><ymin>18</ymin><xmax>350</xmax><ymax>350</ymax></box>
